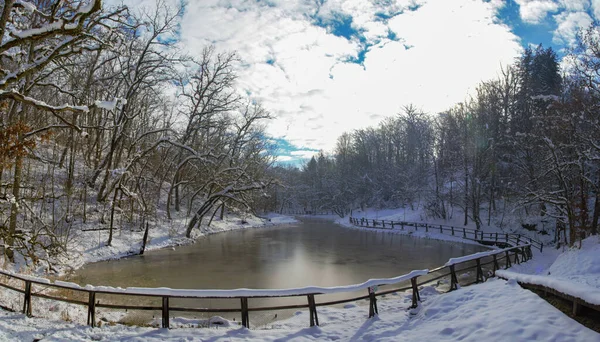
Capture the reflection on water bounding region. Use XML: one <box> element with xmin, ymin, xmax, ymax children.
<box><xmin>67</xmin><ymin>218</ymin><xmax>488</xmax><ymax>325</ymax></box>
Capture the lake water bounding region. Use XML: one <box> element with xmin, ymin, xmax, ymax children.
<box><xmin>67</xmin><ymin>218</ymin><xmax>488</xmax><ymax>326</ymax></box>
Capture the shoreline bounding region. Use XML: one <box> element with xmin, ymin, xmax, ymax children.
<box><xmin>60</xmin><ymin>213</ymin><xmax>299</xmax><ymax>276</ymax></box>
<box><xmin>335</xmin><ymin>216</ymin><xmax>498</xmax><ymax>250</ymax></box>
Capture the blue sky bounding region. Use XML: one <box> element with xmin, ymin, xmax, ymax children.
<box><xmin>111</xmin><ymin>0</ymin><xmax>598</xmax><ymax>166</ymax></box>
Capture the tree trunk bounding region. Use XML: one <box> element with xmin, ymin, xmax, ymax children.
<box><xmin>139</xmin><ymin>221</ymin><xmax>149</xmax><ymax>255</ymax></box>
<box><xmin>591</xmin><ymin>193</ymin><xmax>599</xmax><ymax>236</ymax></box>
<box><xmin>107</xmin><ymin>188</ymin><xmax>119</xmax><ymax>246</ymax></box>
<box><xmin>464</xmin><ymin>169</ymin><xmax>468</xmax><ymax>226</ymax></box>
<box><xmin>6</xmin><ymin>155</ymin><xmax>22</xmax><ymax>261</ymax></box>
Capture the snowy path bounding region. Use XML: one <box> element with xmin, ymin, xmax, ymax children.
<box><xmin>497</xmin><ymin>235</ymin><xmax>600</xmax><ymax>306</ymax></box>
<box><xmin>0</xmin><ymin>278</ymin><xmax>597</xmax><ymax>341</ymax></box>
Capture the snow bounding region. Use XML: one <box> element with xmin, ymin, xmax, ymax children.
<box><xmin>59</xmin><ymin>212</ymin><xmax>298</xmax><ymax>272</ymax></box>
<box><xmin>94</xmin><ymin>99</ymin><xmax>119</xmax><ymax>112</ymax></box>
<box><xmin>337</xmin><ymin>214</ymin><xmax>487</xmax><ymax>248</ymax></box>
<box><xmin>3</xmin><ymin>269</ymin><xmax>429</xmax><ymax>298</ymax></box>
<box><xmin>0</xmin><ymin>89</ymin><xmax>90</xmax><ymax>112</ymax></box>
<box><xmin>0</xmin><ymin>208</ymin><xmax>597</xmax><ymax>340</ymax></box>
<box><xmin>497</xmin><ymin>235</ymin><xmax>600</xmax><ymax>305</ymax></box>
<box><xmin>14</xmin><ymin>0</ymin><xmax>37</xmax><ymax>13</ymax></box>
<box><xmin>444</xmin><ymin>247</ymin><xmax>518</xmax><ymax>266</ymax></box>
<box><xmin>10</xmin><ymin>20</ymin><xmax>65</xmax><ymax>39</ymax></box>
<box><xmin>94</xmin><ymin>98</ymin><xmax>126</xmax><ymax>112</ymax></box>
<box><xmin>339</xmin><ymin>207</ymin><xmax>550</xmax><ymax>250</ymax></box>
<box><xmin>0</xmin><ymin>278</ymin><xmax>596</xmax><ymax>341</ymax></box>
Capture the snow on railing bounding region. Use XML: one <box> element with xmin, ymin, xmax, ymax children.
<box><xmin>0</xmin><ymin>243</ymin><xmax>534</xmax><ymax>330</ymax></box>
<box><xmin>348</xmin><ymin>217</ymin><xmax>544</xmax><ymax>252</ymax></box>
<box><xmin>495</xmin><ymin>271</ymin><xmax>600</xmax><ymax>309</ymax></box>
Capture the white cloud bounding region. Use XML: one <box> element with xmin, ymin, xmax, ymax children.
<box><xmin>553</xmin><ymin>11</ymin><xmax>593</xmax><ymax>45</ymax></box>
<box><xmin>290</xmin><ymin>150</ymin><xmax>319</xmax><ymax>159</ymax></box>
<box><xmin>515</xmin><ymin>0</ymin><xmax>560</xmax><ymax>23</ymax></box>
<box><xmin>276</xmin><ymin>155</ymin><xmax>294</xmax><ymax>162</ymax></box>
<box><xmin>152</xmin><ymin>0</ymin><xmax>522</xmax><ymax>151</ymax></box>
<box><xmin>592</xmin><ymin>0</ymin><xmax>600</xmax><ymax>20</ymax></box>
<box><xmin>559</xmin><ymin>0</ymin><xmax>590</xmax><ymax>12</ymax></box>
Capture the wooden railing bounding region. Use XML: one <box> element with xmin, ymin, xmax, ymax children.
<box><xmin>0</xmin><ymin>244</ymin><xmax>534</xmax><ymax>329</ymax></box>
<box><xmin>281</xmin><ymin>210</ymin><xmax>335</xmax><ymax>216</ymax></box>
<box><xmin>349</xmin><ymin>217</ymin><xmax>544</xmax><ymax>252</ymax></box>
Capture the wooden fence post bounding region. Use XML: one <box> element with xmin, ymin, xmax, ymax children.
<box><xmin>449</xmin><ymin>265</ymin><xmax>458</xmax><ymax>291</ymax></box>
<box><xmin>440</xmin><ymin>225</ymin><xmax>443</xmax><ymax>233</ymax></box>
<box><xmin>241</xmin><ymin>298</ymin><xmax>249</xmax><ymax>328</ymax></box>
<box><xmin>492</xmin><ymin>254</ymin><xmax>499</xmax><ymax>275</ymax></box>
<box><xmin>391</xmin><ymin>221</ymin><xmax>395</xmax><ymax>229</ymax></box>
<box><xmin>22</xmin><ymin>281</ymin><xmax>32</xmax><ymax>317</ymax></box>
<box><xmin>505</xmin><ymin>251</ymin><xmax>512</xmax><ymax>269</ymax></box>
<box><xmin>463</xmin><ymin>228</ymin><xmax>466</xmax><ymax>238</ymax></box>
<box><xmin>162</xmin><ymin>296</ymin><xmax>170</xmax><ymax>329</ymax></box>
<box><xmin>495</xmin><ymin>232</ymin><xmax>498</xmax><ymax>243</ymax></box>
<box><xmin>425</xmin><ymin>224</ymin><xmax>428</xmax><ymax>233</ymax></box>
<box><xmin>368</xmin><ymin>287</ymin><xmax>378</xmax><ymax>318</ymax></box>
<box><xmin>410</xmin><ymin>277</ymin><xmax>421</xmax><ymax>308</ymax></box>
<box><xmin>541</xmin><ymin>243</ymin><xmax>544</xmax><ymax>253</ymax></box>
<box><xmin>87</xmin><ymin>291</ymin><xmax>96</xmax><ymax>327</ymax></box>
<box><xmin>573</xmin><ymin>300</ymin><xmax>582</xmax><ymax>316</ymax></box>
<box><xmin>476</xmin><ymin>258</ymin><xmax>484</xmax><ymax>283</ymax></box>
<box><xmin>451</xmin><ymin>226</ymin><xmax>454</xmax><ymax>235</ymax></box>
<box><xmin>382</xmin><ymin>220</ymin><xmax>386</xmax><ymax>228</ymax></box>
<box><xmin>514</xmin><ymin>250</ymin><xmax>520</xmax><ymax>264</ymax></box>
<box><xmin>308</xmin><ymin>294</ymin><xmax>319</xmax><ymax>326</ymax></box>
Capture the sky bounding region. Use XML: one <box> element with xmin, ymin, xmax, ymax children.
<box><xmin>107</xmin><ymin>0</ymin><xmax>600</xmax><ymax>165</ymax></box>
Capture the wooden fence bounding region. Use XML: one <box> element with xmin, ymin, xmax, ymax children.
<box><xmin>0</xmin><ymin>244</ymin><xmax>533</xmax><ymax>330</ymax></box>
<box><xmin>281</xmin><ymin>210</ymin><xmax>336</xmax><ymax>216</ymax></box>
<box><xmin>349</xmin><ymin>217</ymin><xmax>544</xmax><ymax>252</ymax></box>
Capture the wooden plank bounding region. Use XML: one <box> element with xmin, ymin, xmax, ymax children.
<box><xmin>96</xmin><ymin>303</ymin><xmax>162</xmax><ymax>310</ymax></box>
<box><xmin>0</xmin><ymin>282</ymin><xmax>25</xmax><ymax>293</ymax></box>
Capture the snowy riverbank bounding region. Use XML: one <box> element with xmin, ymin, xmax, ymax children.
<box><xmin>337</xmin><ymin>207</ymin><xmax>554</xmax><ymax>249</ymax></box>
<box><xmin>0</xmin><ymin>212</ymin><xmax>597</xmax><ymax>341</ymax></box>
<box><xmin>64</xmin><ymin>212</ymin><xmax>299</xmax><ymax>273</ymax></box>
<box><xmin>2</xmin><ymin>212</ymin><xmax>298</xmax><ymax>277</ymax></box>
<box><xmin>0</xmin><ymin>268</ymin><xmax>597</xmax><ymax>341</ymax></box>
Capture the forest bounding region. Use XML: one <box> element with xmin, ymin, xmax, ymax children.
<box><xmin>1</xmin><ymin>0</ymin><xmax>600</xmax><ymax>270</ymax></box>
<box><xmin>272</xmin><ymin>33</ymin><xmax>600</xmax><ymax>248</ymax></box>
<box><xmin>0</xmin><ymin>1</ymin><xmax>275</xmax><ymax>265</ymax></box>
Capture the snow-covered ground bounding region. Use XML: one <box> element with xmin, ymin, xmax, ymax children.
<box><xmin>0</xmin><ymin>209</ymin><xmax>597</xmax><ymax>341</ymax></box>
<box><xmin>0</xmin><ymin>278</ymin><xmax>596</xmax><ymax>341</ymax></box>
<box><xmin>497</xmin><ymin>235</ymin><xmax>600</xmax><ymax>306</ymax></box>
<box><xmin>341</xmin><ymin>207</ymin><xmax>553</xmax><ymax>248</ymax></box>
<box><xmin>5</xmin><ymin>212</ymin><xmax>298</xmax><ymax>275</ymax></box>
